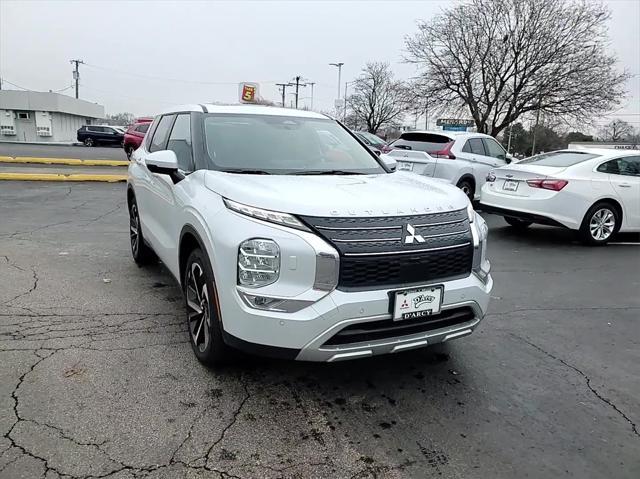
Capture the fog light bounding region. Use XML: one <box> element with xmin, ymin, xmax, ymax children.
<box><xmin>238</xmin><ymin>239</ymin><xmax>280</xmax><ymax>287</ymax></box>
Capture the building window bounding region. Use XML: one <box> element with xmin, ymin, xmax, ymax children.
<box><xmin>17</xmin><ymin>112</ymin><xmax>30</xmax><ymax>120</ymax></box>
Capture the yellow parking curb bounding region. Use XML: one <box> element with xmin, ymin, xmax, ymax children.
<box><xmin>3</xmin><ymin>156</ymin><xmax>129</xmax><ymax>167</ymax></box>
<box><xmin>0</xmin><ymin>173</ymin><xmax>127</xmax><ymax>182</ymax></box>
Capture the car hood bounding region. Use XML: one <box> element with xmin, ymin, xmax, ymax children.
<box><xmin>203</xmin><ymin>171</ymin><xmax>469</xmax><ymax>217</ymax></box>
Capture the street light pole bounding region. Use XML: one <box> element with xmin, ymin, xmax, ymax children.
<box><xmin>308</xmin><ymin>82</ymin><xmax>315</xmax><ymax>110</ymax></box>
<box><xmin>329</xmin><ymin>62</ymin><xmax>344</xmax><ymax>99</ymax></box>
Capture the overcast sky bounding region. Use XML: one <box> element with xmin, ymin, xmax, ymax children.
<box><xmin>1</xmin><ymin>0</ymin><xmax>638</xmax><ymax>130</ymax></box>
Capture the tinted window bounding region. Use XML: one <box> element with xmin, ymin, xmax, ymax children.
<box><xmin>391</xmin><ymin>133</ymin><xmax>452</xmax><ymax>153</ymax></box>
<box><xmin>167</xmin><ymin>114</ymin><xmax>193</xmax><ymax>171</ymax></box>
<box><xmin>88</xmin><ymin>126</ymin><xmax>103</xmax><ymax>133</ymax></box>
<box><xmin>520</xmin><ymin>151</ymin><xmax>599</xmax><ymax>167</ymax></box>
<box><xmin>618</xmin><ymin>156</ymin><xmax>640</xmax><ymax>176</ymax></box>
<box><xmin>135</xmin><ymin>123</ymin><xmax>149</xmax><ymax>133</ymax></box>
<box><xmin>467</xmin><ymin>138</ymin><xmax>486</xmax><ymax>155</ymax></box>
<box><xmin>599</xmin><ymin>156</ymin><xmax>640</xmax><ymax>176</ymax></box>
<box><xmin>203</xmin><ymin>114</ymin><xmax>384</xmax><ymax>175</ymax></box>
<box><xmin>149</xmin><ymin>115</ymin><xmax>175</xmax><ymax>152</ymax></box>
<box><xmin>483</xmin><ymin>138</ymin><xmax>506</xmax><ymax>159</ymax></box>
<box><xmin>597</xmin><ymin>160</ymin><xmax>620</xmax><ymax>174</ymax></box>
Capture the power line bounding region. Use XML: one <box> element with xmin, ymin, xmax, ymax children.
<box><xmin>83</xmin><ymin>62</ymin><xmax>279</xmax><ymax>86</ymax></box>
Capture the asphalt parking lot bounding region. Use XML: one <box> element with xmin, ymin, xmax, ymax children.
<box><xmin>0</xmin><ymin>143</ymin><xmax>126</xmax><ymax>161</ymax></box>
<box><xmin>1</xmin><ymin>181</ymin><xmax>638</xmax><ymax>479</ymax></box>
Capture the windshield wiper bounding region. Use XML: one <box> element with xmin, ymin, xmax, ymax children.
<box><xmin>220</xmin><ymin>169</ymin><xmax>271</xmax><ymax>175</ymax></box>
<box><xmin>290</xmin><ymin>170</ymin><xmax>366</xmax><ymax>175</ymax></box>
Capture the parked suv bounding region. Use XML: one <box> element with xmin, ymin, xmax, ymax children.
<box><xmin>127</xmin><ymin>105</ymin><xmax>492</xmax><ymax>365</ymax></box>
<box><xmin>77</xmin><ymin>125</ymin><xmax>124</xmax><ymax>147</ymax></box>
<box><xmin>385</xmin><ymin>131</ymin><xmax>512</xmax><ymax>200</ymax></box>
<box><xmin>123</xmin><ymin>118</ymin><xmax>153</xmax><ymax>159</ymax></box>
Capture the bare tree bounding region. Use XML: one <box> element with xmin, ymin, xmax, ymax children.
<box><xmin>598</xmin><ymin>119</ymin><xmax>634</xmax><ymax>141</ymax></box>
<box><xmin>405</xmin><ymin>0</ymin><xmax>630</xmax><ymax>137</ymax></box>
<box><xmin>105</xmin><ymin>112</ymin><xmax>135</xmax><ymax>126</ymax></box>
<box><xmin>346</xmin><ymin>62</ymin><xmax>408</xmax><ymax>134</ymax></box>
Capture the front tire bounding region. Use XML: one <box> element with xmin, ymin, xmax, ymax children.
<box><xmin>579</xmin><ymin>202</ymin><xmax>620</xmax><ymax>246</ymax></box>
<box><xmin>125</xmin><ymin>146</ymin><xmax>133</xmax><ymax>160</ymax></box>
<box><xmin>129</xmin><ymin>198</ymin><xmax>156</xmax><ymax>265</ymax></box>
<box><xmin>504</xmin><ymin>217</ymin><xmax>532</xmax><ymax>230</ymax></box>
<box><xmin>456</xmin><ymin>179</ymin><xmax>475</xmax><ymax>201</ymax></box>
<box><xmin>184</xmin><ymin>248</ymin><xmax>231</xmax><ymax>366</ymax></box>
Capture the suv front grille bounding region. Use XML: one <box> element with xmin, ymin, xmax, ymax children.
<box><xmin>299</xmin><ymin>209</ymin><xmax>473</xmax><ymax>290</ymax></box>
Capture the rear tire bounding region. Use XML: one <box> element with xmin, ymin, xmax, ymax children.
<box><xmin>504</xmin><ymin>217</ymin><xmax>532</xmax><ymax>230</ymax></box>
<box><xmin>84</xmin><ymin>138</ymin><xmax>94</xmax><ymax>147</ymax></box>
<box><xmin>184</xmin><ymin>248</ymin><xmax>232</xmax><ymax>366</ymax></box>
<box><xmin>129</xmin><ymin>198</ymin><xmax>156</xmax><ymax>265</ymax></box>
<box><xmin>456</xmin><ymin>179</ymin><xmax>475</xmax><ymax>201</ymax></box>
<box><xmin>125</xmin><ymin>146</ymin><xmax>133</xmax><ymax>160</ymax></box>
<box><xmin>579</xmin><ymin>202</ymin><xmax>620</xmax><ymax>246</ymax></box>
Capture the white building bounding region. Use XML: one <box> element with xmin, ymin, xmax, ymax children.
<box><xmin>0</xmin><ymin>90</ymin><xmax>105</xmax><ymax>143</ymax></box>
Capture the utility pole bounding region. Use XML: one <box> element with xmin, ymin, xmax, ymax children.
<box><xmin>70</xmin><ymin>59</ymin><xmax>84</xmax><ymax>99</ymax></box>
<box><xmin>424</xmin><ymin>100</ymin><xmax>429</xmax><ymax>130</ymax></box>
<box><xmin>343</xmin><ymin>81</ymin><xmax>350</xmax><ymax>122</ymax></box>
<box><xmin>329</xmin><ymin>62</ymin><xmax>344</xmax><ymax>99</ymax></box>
<box><xmin>530</xmin><ymin>95</ymin><xmax>542</xmax><ymax>156</ymax></box>
<box><xmin>275</xmin><ymin>83</ymin><xmax>289</xmax><ymax>108</ymax></box>
<box><xmin>290</xmin><ymin>76</ymin><xmax>308</xmax><ymax>109</ymax></box>
<box><xmin>507</xmin><ymin>123</ymin><xmax>513</xmax><ymax>153</ymax></box>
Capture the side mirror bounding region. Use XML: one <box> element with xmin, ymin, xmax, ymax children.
<box><xmin>380</xmin><ymin>153</ymin><xmax>397</xmax><ymax>171</ymax></box>
<box><xmin>504</xmin><ymin>153</ymin><xmax>513</xmax><ymax>164</ymax></box>
<box><xmin>145</xmin><ymin>150</ymin><xmax>184</xmax><ymax>183</ymax></box>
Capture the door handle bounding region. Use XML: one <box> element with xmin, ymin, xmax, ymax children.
<box><xmin>619</xmin><ymin>184</ymin><xmax>631</xmax><ymax>188</ymax></box>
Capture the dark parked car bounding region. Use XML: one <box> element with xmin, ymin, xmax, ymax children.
<box><xmin>354</xmin><ymin>131</ymin><xmax>387</xmax><ymax>154</ymax></box>
<box><xmin>77</xmin><ymin>125</ymin><xmax>124</xmax><ymax>147</ymax></box>
<box><xmin>123</xmin><ymin>119</ymin><xmax>152</xmax><ymax>159</ymax></box>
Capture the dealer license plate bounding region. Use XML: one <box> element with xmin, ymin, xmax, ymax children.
<box><xmin>503</xmin><ymin>180</ymin><xmax>519</xmax><ymax>191</ymax></box>
<box><xmin>397</xmin><ymin>162</ymin><xmax>413</xmax><ymax>172</ymax></box>
<box><xmin>393</xmin><ymin>286</ymin><xmax>443</xmax><ymax>320</ymax></box>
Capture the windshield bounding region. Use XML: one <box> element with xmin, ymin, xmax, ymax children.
<box><xmin>203</xmin><ymin>114</ymin><xmax>385</xmax><ymax>175</ymax></box>
<box><xmin>519</xmin><ymin>151</ymin><xmax>600</xmax><ymax>167</ymax></box>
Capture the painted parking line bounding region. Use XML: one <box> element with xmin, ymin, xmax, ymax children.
<box><xmin>0</xmin><ymin>172</ymin><xmax>127</xmax><ymax>182</ymax></box>
<box><xmin>1</xmin><ymin>156</ymin><xmax>129</xmax><ymax>167</ymax></box>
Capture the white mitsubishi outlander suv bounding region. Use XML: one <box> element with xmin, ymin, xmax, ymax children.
<box><xmin>127</xmin><ymin>104</ymin><xmax>492</xmax><ymax>365</ymax></box>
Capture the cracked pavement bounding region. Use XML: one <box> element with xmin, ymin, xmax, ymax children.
<box><xmin>1</xmin><ymin>181</ymin><xmax>639</xmax><ymax>478</ymax></box>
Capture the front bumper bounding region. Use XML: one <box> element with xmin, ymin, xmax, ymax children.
<box><xmin>222</xmin><ymin>272</ymin><xmax>493</xmax><ymax>362</ymax></box>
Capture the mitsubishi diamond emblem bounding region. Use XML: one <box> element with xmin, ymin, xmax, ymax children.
<box><xmin>404</xmin><ymin>224</ymin><xmax>425</xmax><ymax>244</ymax></box>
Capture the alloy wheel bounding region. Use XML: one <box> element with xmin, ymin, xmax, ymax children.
<box><xmin>129</xmin><ymin>204</ymin><xmax>140</xmax><ymax>256</ymax></box>
<box><xmin>589</xmin><ymin>208</ymin><xmax>615</xmax><ymax>241</ymax></box>
<box><xmin>186</xmin><ymin>262</ymin><xmax>211</xmax><ymax>353</ymax></box>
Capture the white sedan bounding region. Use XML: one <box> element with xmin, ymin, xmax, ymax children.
<box><xmin>480</xmin><ymin>149</ymin><xmax>640</xmax><ymax>245</ymax></box>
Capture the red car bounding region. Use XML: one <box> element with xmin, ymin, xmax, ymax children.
<box><xmin>123</xmin><ymin>118</ymin><xmax>153</xmax><ymax>159</ymax></box>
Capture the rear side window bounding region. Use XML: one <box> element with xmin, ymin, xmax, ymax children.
<box><xmin>167</xmin><ymin>114</ymin><xmax>193</xmax><ymax>171</ymax></box>
<box><xmin>597</xmin><ymin>160</ymin><xmax>620</xmax><ymax>174</ymax></box>
<box><xmin>392</xmin><ymin>133</ymin><xmax>452</xmax><ymax>153</ymax></box>
<box><xmin>149</xmin><ymin>115</ymin><xmax>175</xmax><ymax>152</ymax></box>
<box><xmin>520</xmin><ymin>151</ymin><xmax>599</xmax><ymax>167</ymax></box>
<box><xmin>135</xmin><ymin>123</ymin><xmax>149</xmax><ymax>133</ymax></box>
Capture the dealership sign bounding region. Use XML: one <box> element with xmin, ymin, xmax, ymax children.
<box><xmin>436</xmin><ymin>118</ymin><xmax>475</xmax><ymax>127</ymax></box>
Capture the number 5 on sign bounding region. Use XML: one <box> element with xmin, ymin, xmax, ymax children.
<box><xmin>239</xmin><ymin>82</ymin><xmax>259</xmax><ymax>103</ymax></box>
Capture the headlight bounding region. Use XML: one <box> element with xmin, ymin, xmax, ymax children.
<box><xmin>472</xmin><ymin>213</ymin><xmax>490</xmax><ymax>283</ymax></box>
<box><xmin>467</xmin><ymin>201</ymin><xmax>475</xmax><ymax>222</ymax></box>
<box><xmin>238</xmin><ymin>239</ymin><xmax>280</xmax><ymax>287</ymax></box>
<box><xmin>225</xmin><ymin>198</ymin><xmax>310</xmax><ymax>231</ymax></box>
